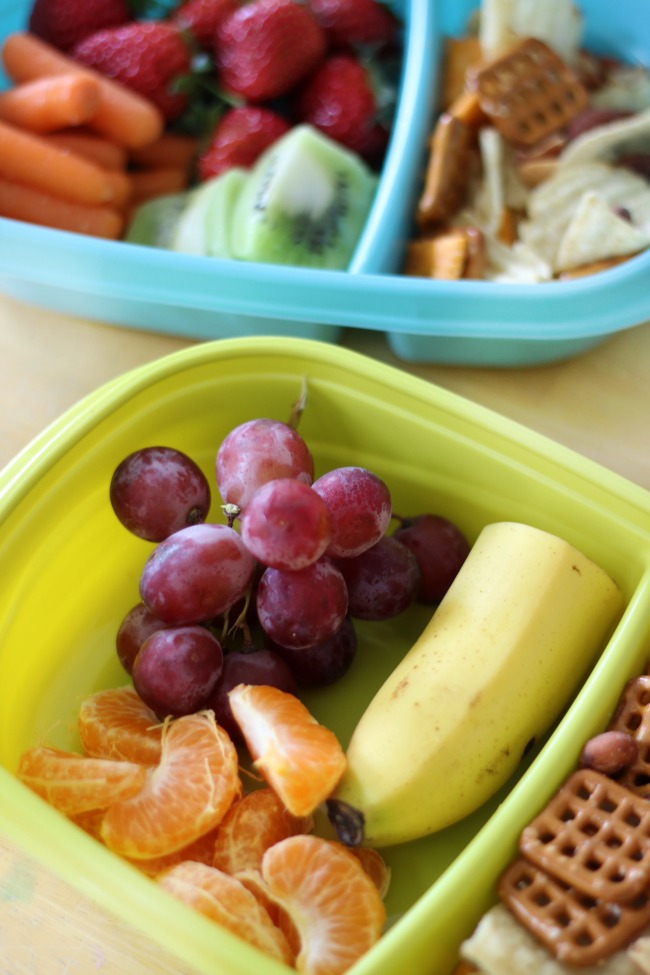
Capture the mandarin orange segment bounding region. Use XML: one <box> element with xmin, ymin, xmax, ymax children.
<box><xmin>17</xmin><ymin>746</ymin><xmax>147</xmax><ymax>816</ymax></box>
<box><xmin>349</xmin><ymin>847</ymin><xmax>391</xmax><ymax>899</ymax></box>
<box><xmin>213</xmin><ymin>786</ymin><xmax>314</xmax><ymax>875</ymax></box>
<box><xmin>228</xmin><ymin>684</ymin><xmax>347</xmax><ymax>817</ymax></box>
<box><xmin>100</xmin><ymin>711</ymin><xmax>242</xmax><ymax>859</ymax></box>
<box><xmin>157</xmin><ymin>860</ymin><xmax>295</xmax><ymax>966</ymax></box>
<box><xmin>125</xmin><ymin>824</ymin><xmax>222</xmax><ymax>878</ymax></box>
<box><xmin>78</xmin><ymin>685</ymin><xmax>163</xmax><ymax>765</ymax></box>
<box><xmin>259</xmin><ymin>834</ymin><xmax>386</xmax><ymax>975</ymax></box>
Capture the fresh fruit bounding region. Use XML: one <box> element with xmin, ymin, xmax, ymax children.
<box><xmin>229</xmin><ymin>124</ymin><xmax>377</xmax><ymax>269</ymax></box>
<box><xmin>197</xmin><ymin>106</ymin><xmax>291</xmax><ymax>181</ymax></box>
<box><xmin>115</xmin><ymin>602</ymin><xmax>169</xmax><ymax>675</ymax></box>
<box><xmin>17</xmin><ymin>746</ymin><xmax>146</xmax><ymax>816</ymax></box>
<box><xmin>72</xmin><ymin>21</ymin><xmax>192</xmax><ymax>122</ymax></box>
<box><xmin>132</xmin><ymin>625</ymin><xmax>224</xmax><ymax>718</ymax></box>
<box><xmin>240</xmin><ymin>478</ymin><xmax>332</xmax><ymax>570</ymax></box>
<box><xmin>212</xmin><ymin>786</ymin><xmax>314</xmax><ymax>874</ymax></box>
<box><xmin>308</xmin><ymin>0</ymin><xmax>399</xmax><ymax>49</ymax></box>
<box><xmin>312</xmin><ymin>465</ymin><xmax>391</xmax><ymax>558</ymax></box>
<box><xmin>101</xmin><ymin>710</ymin><xmax>241</xmax><ymax>858</ymax></box>
<box><xmin>157</xmin><ymin>860</ymin><xmax>295</xmax><ymax>964</ymax></box>
<box><xmin>228</xmin><ymin>684</ymin><xmax>347</xmax><ymax>817</ymax></box>
<box><xmin>172</xmin><ymin>0</ymin><xmax>240</xmax><ymax>50</ymax></box>
<box><xmin>392</xmin><ymin>512</ymin><xmax>471</xmax><ymax>604</ymax></box>
<box><xmin>204</xmin><ymin>648</ymin><xmax>298</xmax><ymax>742</ymax></box>
<box><xmin>256</xmin><ymin>834</ymin><xmax>386</xmax><ymax>975</ymax></box>
<box><xmin>124</xmin><ymin>191</ymin><xmax>190</xmax><ymax>249</ymax></box>
<box><xmin>214</xmin><ymin>0</ymin><xmax>327</xmax><ymax>102</ymax></box>
<box><xmin>270</xmin><ymin>617</ymin><xmax>358</xmax><ymax>688</ymax></box>
<box><xmin>216</xmin><ymin>416</ymin><xmax>314</xmax><ymax>511</ymax></box>
<box><xmin>170</xmin><ymin>167</ymin><xmax>247</xmax><ymax>257</ymax></box>
<box><xmin>139</xmin><ymin>522</ymin><xmax>256</xmax><ymax>624</ymax></box>
<box><xmin>256</xmin><ymin>558</ymin><xmax>349</xmax><ymax>649</ymax></box>
<box><xmin>78</xmin><ymin>685</ymin><xmax>163</xmax><ymax>765</ymax></box>
<box><xmin>110</xmin><ymin>445</ymin><xmax>211</xmax><ymax>541</ymax></box>
<box><xmin>123</xmin><ymin>824</ymin><xmax>223</xmax><ymax>877</ymax></box>
<box><xmin>28</xmin><ymin>0</ymin><xmax>132</xmax><ymax>53</ymax></box>
<box><xmin>328</xmin><ymin>522</ymin><xmax>624</xmax><ymax>847</ymax></box>
<box><xmin>334</xmin><ymin>535</ymin><xmax>420</xmax><ymax>620</ymax></box>
<box><xmin>294</xmin><ymin>53</ymin><xmax>390</xmax><ymax>165</ymax></box>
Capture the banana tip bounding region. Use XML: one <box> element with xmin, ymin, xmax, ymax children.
<box><xmin>326</xmin><ymin>798</ymin><xmax>365</xmax><ymax>847</ymax></box>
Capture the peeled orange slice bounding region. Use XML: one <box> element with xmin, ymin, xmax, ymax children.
<box><xmin>100</xmin><ymin>711</ymin><xmax>241</xmax><ymax>859</ymax></box>
<box><xmin>259</xmin><ymin>834</ymin><xmax>386</xmax><ymax>975</ymax></box>
<box><xmin>125</xmin><ymin>825</ymin><xmax>223</xmax><ymax>878</ymax></box>
<box><xmin>228</xmin><ymin>684</ymin><xmax>346</xmax><ymax>817</ymax></box>
<box><xmin>17</xmin><ymin>746</ymin><xmax>146</xmax><ymax>816</ymax></box>
<box><xmin>78</xmin><ymin>685</ymin><xmax>163</xmax><ymax>765</ymax></box>
<box><xmin>157</xmin><ymin>860</ymin><xmax>295</xmax><ymax>965</ymax></box>
<box><xmin>212</xmin><ymin>786</ymin><xmax>314</xmax><ymax>875</ymax></box>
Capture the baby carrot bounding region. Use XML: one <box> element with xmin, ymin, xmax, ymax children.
<box><xmin>0</xmin><ymin>176</ymin><xmax>124</xmax><ymax>238</ymax></box>
<box><xmin>129</xmin><ymin>166</ymin><xmax>189</xmax><ymax>204</ymax></box>
<box><xmin>1</xmin><ymin>32</ymin><xmax>164</xmax><ymax>149</ymax></box>
<box><xmin>46</xmin><ymin>131</ymin><xmax>128</xmax><ymax>171</ymax></box>
<box><xmin>0</xmin><ymin>118</ymin><xmax>123</xmax><ymax>205</ymax></box>
<box><xmin>129</xmin><ymin>132</ymin><xmax>199</xmax><ymax>171</ymax></box>
<box><xmin>0</xmin><ymin>74</ymin><xmax>101</xmax><ymax>132</ymax></box>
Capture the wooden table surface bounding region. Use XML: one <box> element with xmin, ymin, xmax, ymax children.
<box><xmin>1</xmin><ymin>290</ymin><xmax>649</xmax><ymax>973</ymax></box>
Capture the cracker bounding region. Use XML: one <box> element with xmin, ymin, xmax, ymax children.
<box><xmin>461</xmin><ymin>902</ymin><xmax>641</xmax><ymax>975</ymax></box>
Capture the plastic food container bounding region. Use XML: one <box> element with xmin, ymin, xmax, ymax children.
<box><xmin>0</xmin><ymin>0</ymin><xmax>649</xmax><ymax>366</ymax></box>
<box><xmin>1</xmin><ymin>337</ymin><xmax>649</xmax><ymax>975</ymax></box>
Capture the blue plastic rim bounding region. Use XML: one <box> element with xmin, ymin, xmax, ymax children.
<box><xmin>0</xmin><ymin>0</ymin><xmax>648</xmax><ymax>365</ymax></box>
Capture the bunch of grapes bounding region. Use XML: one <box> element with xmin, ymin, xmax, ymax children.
<box><xmin>110</xmin><ymin>405</ymin><xmax>470</xmax><ymax>730</ymax></box>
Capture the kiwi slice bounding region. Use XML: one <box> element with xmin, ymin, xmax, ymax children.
<box><xmin>171</xmin><ymin>168</ymin><xmax>247</xmax><ymax>258</ymax></box>
<box><xmin>124</xmin><ymin>191</ymin><xmax>189</xmax><ymax>248</ymax></box>
<box><xmin>230</xmin><ymin>125</ymin><xmax>378</xmax><ymax>270</ymax></box>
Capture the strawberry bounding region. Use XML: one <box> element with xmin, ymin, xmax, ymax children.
<box><xmin>172</xmin><ymin>0</ymin><xmax>241</xmax><ymax>50</ymax></box>
<box><xmin>308</xmin><ymin>0</ymin><xmax>399</xmax><ymax>49</ymax></box>
<box><xmin>198</xmin><ymin>106</ymin><xmax>291</xmax><ymax>180</ymax></box>
<box><xmin>215</xmin><ymin>0</ymin><xmax>327</xmax><ymax>102</ymax></box>
<box><xmin>28</xmin><ymin>0</ymin><xmax>133</xmax><ymax>53</ymax></box>
<box><xmin>72</xmin><ymin>22</ymin><xmax>193</xmax><ymax>122</ymax></box>
<box><xmin>294</xmin><ymin>53</ymin><xmax>390</xmax><ymax>166</ymax></box>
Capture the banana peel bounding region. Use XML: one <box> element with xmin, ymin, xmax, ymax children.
<box><xmin>327</xmin><ymin>522</ymin><xmax>624</xmax><ymax>848</ymax></box>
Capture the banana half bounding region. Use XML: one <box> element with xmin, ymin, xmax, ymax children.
<box><xmin>328</xmin><ymin>521</ymin><xmax>624</xmax><ymax>848</ymax></box>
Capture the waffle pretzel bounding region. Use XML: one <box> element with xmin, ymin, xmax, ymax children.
<box><xmin>519</xmin><ymin>767</ymin><xmax>650</xmax><ymax>903</ymax></box>
<box><xmin>608</xmin><ymin>675</ymin><xmax>650</xmax><ymax>798</ymax></box>
<box><xmin>468</xmin><ymin>37</ymin><xmax>588</xmax><ymax>146</ymax></box>
<box><xmin>499</xmin><ymin>855</ymin><xmax>650</xmax><ymax>967</ymax></box>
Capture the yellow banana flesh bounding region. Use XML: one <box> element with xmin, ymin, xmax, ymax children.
<box><xmin>328</xmin><ymin>521</ymin><xmax>624</xmax><ymax>848</ymax></box>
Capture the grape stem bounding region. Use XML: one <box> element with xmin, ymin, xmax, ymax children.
<box><xmin>287</xmin><ymin>376</ymin><xmax>308</xmax><ymax>430</ymax></box>
<box><xmin>222</xmin><ymin>502</ymin><xmax>241</xmax><ymax>527</ymax></box>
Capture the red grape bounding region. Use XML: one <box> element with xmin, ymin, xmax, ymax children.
<box><xmin>132</xmin><ymin>625</ymin><xmax>224</xmax><ymax>718</ymax></box>
<box><xmin>269</xmin><ymin>617</ymin><xmax>357</xmax><ymax>687</ymax></box>
<box><xmin>115</xmin><ymin>601</ymin><xmax>170</xmax><ymax>675</ymax></box>
<box><xmin>392</xmin><ymin>514</ymin><xmax>470</xmax><ymax>604</ymax></box>
<box><xmin>256</xmin><ymin>558</ymin><xmax>349</xmax><ymax>649</ymax></box>
<box><xmin>110</xmin><ymin>446</ymin><xmax>211</xmax><ymax>541</ymax></box>
<box><xmin>312</xmin><ymin>466</ymin><xmax>392</xmax><ymax>558</ymax></box>
<box><xmin>140</xmin><ymin>523</ymin><xmax>256</xmax><ymax>624</ymax></box>
<box><xmin>335</xmin><ymin>536</ymin><xmax>420</xmax><ymax>620</ymax></box>
<box><xmin>203</xmin><ymin>648</ymin><xmax>297</xmax><ymax>742</ymax></box>
<box><xmin>216</xmin><ymin>418</ymin><xmax>314</xmax><ymax>511</ymax></box>
<box><xmin>240</xmin><ymin>478</ymin><xmax>331</xmax><ymax>570</ymax></box>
